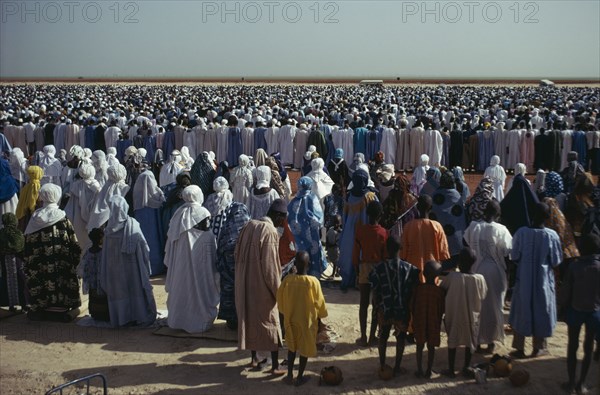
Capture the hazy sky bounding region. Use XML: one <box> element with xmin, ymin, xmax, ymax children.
<box><xmin>1</xmin><ymin>0</ymin><xmax>599</xmax><ymax>79</ymax></box>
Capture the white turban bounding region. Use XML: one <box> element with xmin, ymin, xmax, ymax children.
<box><xmin>78</xmin><ymin>163</ymin><xmax>96</xmax><ymax>180</ymax></box>
<box><xmin>213</xmin><ymin>176</ymin><xmax>229</xmax><ymax>193</ymax></box>
<box><xmin>255</xmin><ymin>165</ymin><xmax>272</xmax><ymax>189</ymax></box>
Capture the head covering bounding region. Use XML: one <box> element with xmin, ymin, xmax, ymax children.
<box><xmin>16</xmin><ymin>166</ymin><xmax>43</xmax><ymax>219</ymax></box>
<box><xmin>298</xmin><ymin>176</ymin><xmax>314</xmax><ymax>191</ymax></box>
<box><xmin>350</xmin><ymin>169</ymin><xmax>369</xmax><ymax>197</ymax></box>
<box><xmin>133</xmin><ymin>170</ymin><xmax>165</xmax><ymax>211</ymax></box>
<box><xmin>39</xmin><ymin>145</ymin><xmax>57</xmax><ymax>169</ymax></box>
<box><xmin>0</xmin><ymin>158</ymin><xmax>18</xmax><ymax>204</ymax></box>
<box><xmin>511</xmin><ymin>163</ymin><xmax>526</xmax><ymax>179</ymax></box>
<box><xmin>86</xmin><ymin>164</ymin><xmax>130</xmax><ymax>231</ymax></box>
<box><xmin>106</xmin><ymin>195</ymin><xmax>130</xmax><ymax>233</ymax></box>
<box><xmin>255</xmin><ymin>165</ymin><xmax>272</xmax><ymax>189</ymax></box>
<box><xmin>189</xmin><ymin>152</ymin><xmax>216</xmax><ymax>197</ymax></box>
<box><xmin>500</xmin><ymin>174</ymin><xmax>540</xmax><ymax>234</ymax></box>
<box><xmin>544</xmin><ymin>171</ymin><xmax>563</xmax><ymax>198</ymax></box>
<box><xmin>9</xmin><ymin>147</ymin><xmax>26</xmax><ymax>184</ymax></box>
<box><xmin>254</xmin><ymin>148</ymin><xmax>268</xmax><ymax>167</ymax></box>
<box><xmin>305</xmin><ymin>145</ymin><xmax>317</xmax><ymax>161</ymax></box>
<box><xmin>420</xmin><ymin>154</ymin><xmax>430</xmax><ymax>166</ymax></box>
<box><xmin>490</xmin><ymin>155</ymin><xmax>500</xmax><ymax>166</ymax></box>
<box><xmin>24</xmin><ymin>183</ymin><xmax>66</xmax><ymax>235</ymax></box>
<box><xmin>238</xmin><ymin>154</ymin><xmax>250</xmax><ymax>168</ymax></box>
<box><xmin>78</xmin><ymin>163</ymin><xmax>96</xmax><ymax>182</ymax></box>
<box><xmin>167</xmin><ymin>185</ymin><xmax>210</xmax><ymax>242</ymax></box>
<box><xmin>204</xmin><ymin>176</ymin><xmax>233</xmax><ymax>218</ymax></box>
<box><xmin>467</xmin><ymin>177</ymin><xmax>495</xmax><ymax>222</ymax></box>
<box><xmin>334</xmin><ymin>148</ymin><xmax>344</xmax><ymax>159</ymax></box>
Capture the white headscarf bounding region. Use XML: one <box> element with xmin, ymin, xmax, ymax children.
<box><xmin>205</xmin><ymin>176</ymin><xmax>233</xmax><ymax>216</ymax></box>
<box><xmin>255</xmin><ymin>165</ymin><xmax>272</xmax><ymax>189</ymax></box>
<box><xmin>106</xmin><ymin>147</ymin><xmax>119</xmax><ymax>167</ymax></box>
<box><xmin>133</xmin><ymin>170</ymin><xmax>165</xmax><ymax>211</ymax></box>
<box><xmin>9</xmin><ymin>147</ymin><xmax>27</xmax><ymax>184</ymax></box>
<box><xmin>86</xmin><ymin>164</ymin><xmax>130</xmax><ymax>231</ymax></box>
<box><xmin>180</xmin><ymin>146</ymin><xmax>194</xmax><ymax>168</ymax></box>
<box><xmin>307</xmin><ymin>158</ymin><xmax>334</xmax><ymax>201</ymax></box>
<box><xmin>104</xmin><ymin>195</ymin><xmax>145</xmax><ymax>254</ymax></box>
<box><xmin>167</xmin><ymin>185</ymin><xmax>209</xmax><ymax>242</ymax></box>
<box><xmin>24</xmin><ymin>183</ymin><xmax>66</xmax><ymax>235</ymax></box>
<box><xmin>159</xmin><ymin>150</ymin><xmax>184</xmax><ymax>187</ymax></box>
<box><xmin>78</xmin><ymin>163</ymin><xmax>99</xmax><ymax>186</ymax></box>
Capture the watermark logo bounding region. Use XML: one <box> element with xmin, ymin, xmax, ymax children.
<box><xmin>401</xmin><ymin>1</ymin><xmax>540</xmax><ymax>23</ymax></box>
<box><xmin>1</xmin><ymin>1</ymin><xmax>140</xmax><ymax>23</ymax></box>
<box><xmin>200</xmin><ymin>1</ymin><xmax>339</xmax><ymax>23</ymax></box>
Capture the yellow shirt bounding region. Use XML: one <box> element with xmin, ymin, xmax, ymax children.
<box><xmin>277</xmin><ymin>274</ymin><xmax>328</xmax><ymax>357</ymax></box>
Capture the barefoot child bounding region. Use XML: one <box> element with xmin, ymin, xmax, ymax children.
<box><xmin>325</xmin><ymin>215</ymin><xmax>342</xmax><ymax>278</ymax></box>
<box><xmin>353</xmin><ymin>200</ymin><xmax>388</xmax><ymax>346</ymax></box>
<box><xmin>411</xmin><ymin>260</ymin><xmax>445</xmax><ymax>378</ymax></box>
<box><xmin>370</xmin><ymin>235</ymin><xmax>420</xmax><ymax>377</ymax></box>
<box><xmin>440</xmin><ymin>248</ymin><xmax>488</xmax><ymax>378</ymax></box>
<box><xmin>277</xmin><ymin>251</ymin><xmax>328</xmax><ymax>386</ymax></box>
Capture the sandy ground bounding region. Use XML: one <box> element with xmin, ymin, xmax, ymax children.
<box><xmin>0</xmin><ymin>275</ymin><xmax>598</xmax><ymax>395</ymax></box>
<box><xmin>1</xmin><ymin>161</ymin><xmax>599</xmax><ymax>394</ymax></box>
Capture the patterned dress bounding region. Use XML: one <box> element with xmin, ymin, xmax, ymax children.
<box><xmin>22</xmin><ymin>218</ymin><xmax>81</xmax><ymax>312</ymax></box>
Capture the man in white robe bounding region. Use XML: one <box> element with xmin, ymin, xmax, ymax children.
<box><xmin>265</xmin><ymin>121</ymin><xmax>279</xmax><ymax>155</ymax></box>
<box><xmin>165</xmin><ymin>185</ymin><xmax>219</xmax><ymax>333</ymax></box>
<box><xmin>104</xmin><ymin>120</ymin><xmax>121</xmax><ymax>151</ymax></box>
<box><xmin>380</xmin><ymin>124</ymin><xmax>397</xmax><ymax>166</ymax></box>
<box><xmin>241</xmin><ymin>123</ymin><xmax>254</xmax><ymax>156</ymax></box>
<box><xmin>215</xmin><ymin>120</ymin><xmax>229</xmax><ymax>164</ymax></box>
<box><xmin>424</xmin><ymin>128</ymin><xmax>443</xmax><ymax>167</ymax></box>
<box><xmin>293</xmin><ymin>124</ymin><xmax>309</xmax><ymax>169</ymax></box>
<box><xmin>278</xmin><ymin>119</ymin><xmax>296</xmax><ymax>166</ymax></box>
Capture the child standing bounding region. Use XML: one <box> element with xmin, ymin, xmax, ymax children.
<box><xmin>277</xmin><ymin>251</ymin><xmax>328</xmax><ymax>386</ymax></box>
<box><xmin>353</xmin><ymin>200</ymin><xmax>388</xmax><ymax>347</ymax></box>
<box><xmin>440</xmin><ymin>248</ymin><xmax>488</xmax><ymax>378</ymax></box>
<box><xmin>325</xmin><ymin>214</ymin><xmax>342</xmax><ymax>279</ymax></box>
<box><xmin>369</xmin><ymin>236</ymin><xmax>420</xmax><ymax>376</ymax></box>
<box><xmin>411</xmin><ymin>260</ymin><xmax>445</xmax><ymax>378</ymax></box>
<box><xmin>78</xmin><ymin>228</ymin><xmax>109</xmax><ymax>321</ymax></box>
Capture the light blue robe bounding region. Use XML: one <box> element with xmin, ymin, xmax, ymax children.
<box><xmin>338</xmin><ymin>192</ymin><xmax>377</xmax><ymax>289</ymax></box>
<box><xmin>508</xmin><ymin>227</ymin><xmax>562</xmax><ymax>338</ymax></box>
<box><xmin>100</xmin><ymin>218</ymin><xmax>157</xmax><ymax>327</ymax></box>
<box><xmin>288</xmin><ymin>188</ymin><xmax>326</xmax><ymax>277</ymax></box>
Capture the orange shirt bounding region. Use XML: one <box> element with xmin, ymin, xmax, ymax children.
<box><xmin>400</xmin><ymin>218</ymin><xmax>450</xmax><ymax>282</ymax></box>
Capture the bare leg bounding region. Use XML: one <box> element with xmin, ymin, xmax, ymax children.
<box><xmin>442</xmin><ymin>348</ymin><xmax>457</xmax><ymax>378</ymax></box>
<box><xmin>357</xmin><ymin>283</ymin><xmax>371</xmax><ymax>345</ymax></box>
<box><xmin>426</xmin><ymin>344</ymin><xmax>436</xmax><ymax>378</ymax></box>
<box><xmin>368</xmin><ymin>294</ymin><xmax>378</xmax><ymax>345</ymax></box>
<box><xmin>378</xmin><ymin>324</ymin><xmax>392</xmax><ymax>368</ymax></box>
<box><xmin>394</xmin><ymin>331</ymin><xmax>407</xmax><ymax>374</ymax></box>
<box><xmin>284</xmin><ymin>351</ymin><xmax>295</xmax><ymax>385</ymax></box>
<box><xmin>576</xmin><ymin>322</ymin><xmax>595</xmax><ymax>393</ymax></box>
<box><xmin>295</xmin><ymin>356</ymin><xmax>309</xmax><ymax>386</ymax></box>
<box><xmin>415</xmin><ymin>343</ymin><xmax>425</xmax><ymax>377</ymax></box>
<box><xmin>269</xmin><ymin>351</ymin><xmax>286</xmax><ymax>375</ymax></box>
<box><xmin>566</xmin><ymin>323</ymin><xmax>581</xmax><ymax>391</ymax></box>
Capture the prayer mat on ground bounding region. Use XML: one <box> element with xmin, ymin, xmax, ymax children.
<box><xmin>152</xmin><ymin>321</ymin><xmax>237</xmax><ymax>342</ymax></box>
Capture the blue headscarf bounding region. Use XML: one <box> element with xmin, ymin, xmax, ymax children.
<box><xmin>297</xmin><ymin>176</ymin><xmax>313</xmax><ymax>194</ymax></box>
<box><xmin>0</xmin><ymin>158</ymin><xmax>18</xmax><ymax>204</ymax></box>
<box><xmin>544</xmin><ymin>171</ymin><xmax>563</xmax><ymax>198</ymax></box>
<box><xmin>350</xmin><ymin>169</ymin><xmax>369</xmax><ymax>197</ymax></box>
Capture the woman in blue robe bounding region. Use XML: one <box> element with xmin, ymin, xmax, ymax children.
<box><xmin>133</xmin><ymin>170</ymin><xmax>166</xmax><ymax>276</ymax></box>
<box><xmin>287</xmin><ymin>177</ymin><xmax>327</xmax><ymax>278</ymax></box>
<box><xmin>338</xmin><ymin>169</ymin><xmax>378</xmax><ymax>290</ymax></box>
<box><xmin>216</xmin><ymin>202</ymin><xmax>250</xmax><ymax>329</ymax></box>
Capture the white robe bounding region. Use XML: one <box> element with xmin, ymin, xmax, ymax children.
<box><xmin>464</xmin><ymin>221</ymin><xmax>512</xmax><ymax>345</ymax></box>
<box><xmin>215</xmin><ymin>126</ymin><xmax>229</xmax><ymax>164</ymax></box>
<box><xmin>278</xmin><ymin>125</ymin><xmax>296</xmax><ymax>165</ymax></box>
<box><xmin>440</xmin><ymin>271</ymin><xmax>488</xmax><ymax>350</ymax></box>
<box><xmin>241</xmin><ymin>127</ymin><xmax>254</xmax><ymax>156</ymax></box>
<box><xmin>424</xmin><ymin>129</ymin><xmax>443</xmax><ymax>167</ymax></box>
<box><xmin>380</xmin><ymin>127</ymin><xmax>397</xmax><ymax>166</ymax></box>
<box><xmin>483</xmin><ymin>164</ymin><xmax>506</xmax><ymax>202</ymax></box>
<box><xmin>265</xmin><ymin>126</ymin><xmax>279</xmax><ymax>155</ymax></box>
<box><xmin>165</xmin><ymin>228</ymin><xmax>219</xmax><ymax>333</ymax></box>
<box><xmin>293</xmin><ymin>128</ymin><xmax>309</xmax><ymax>169</ymax></box>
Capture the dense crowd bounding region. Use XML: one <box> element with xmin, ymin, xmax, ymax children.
<box><xmin>0</xmin><ymin>83</ymin><xmax>598</xmax><ymax>390</ymax></box>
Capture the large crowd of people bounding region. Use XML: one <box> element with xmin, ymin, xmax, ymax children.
<box><xmin>0</xmin><ymin>83</ymin><xmax>599</xmax><ymax>391</ymax></box>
